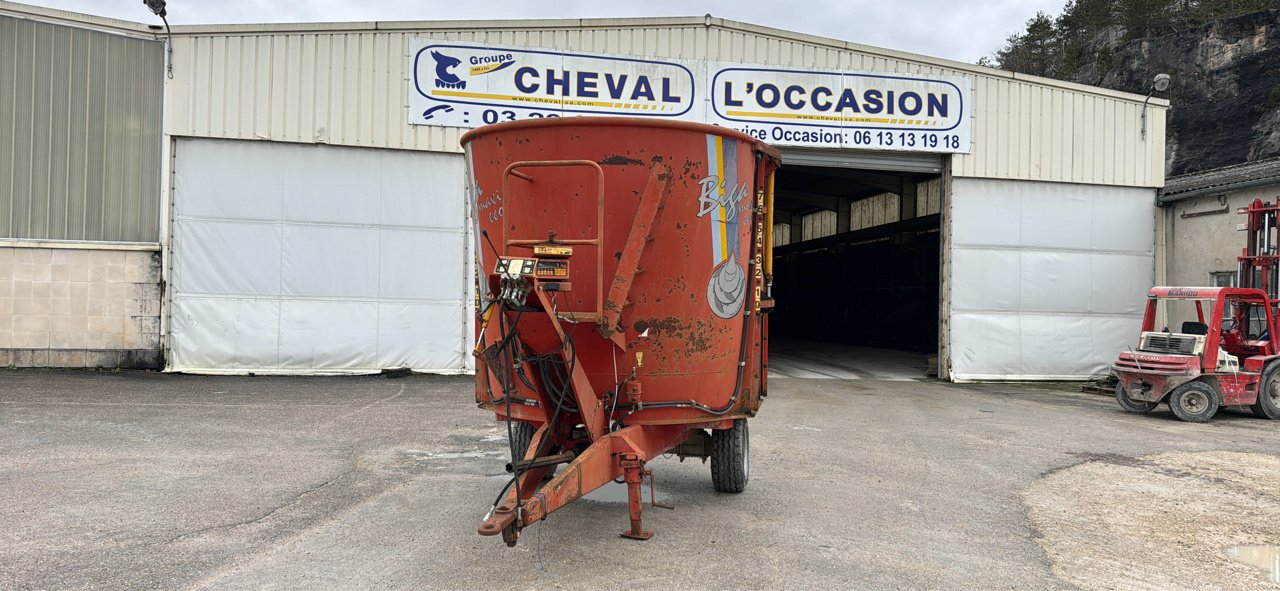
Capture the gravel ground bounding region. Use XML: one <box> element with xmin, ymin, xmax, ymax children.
<box><xmin>1026</xmin><ymin>450</ymin><xmax>1280</xmax><ymax>590</ymax></box>
<box><xmin>2</xmin><ymin>369</ymin><xmax>1279</xmax><ymax>590</ymax></box>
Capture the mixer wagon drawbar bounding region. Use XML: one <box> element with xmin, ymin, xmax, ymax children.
<box><xmin>462</xmin><ymin>118</ymin><xmax>781</xmax><ymax>545</ymax></box>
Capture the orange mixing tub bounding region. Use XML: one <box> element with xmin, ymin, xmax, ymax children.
<box><xmin>463</xmin><ymin>117</ymin><xmax>780</xmax><ymax>545</ymax></box>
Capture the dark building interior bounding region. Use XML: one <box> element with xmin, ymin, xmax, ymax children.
<box><xmin>769</xmin><ymin>164</ymin><xmax>942</xmax><ymax>353</ymax></box>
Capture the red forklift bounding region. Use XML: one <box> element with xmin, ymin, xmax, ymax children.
<box><xmin>1112</xmin><ymin>199</ymin><xmax>1280</xmax><ymax>422</ymax></box>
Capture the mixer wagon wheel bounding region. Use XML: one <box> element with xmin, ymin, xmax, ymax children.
<box><xmin>1168</xmin><ymin>381</ymin><xmax>1220</xmax><ymax>423</ymax></box>
<box><xmin>509</xmin><ymin>421</ymin><xmax>536</xmax><ymax>464</ymax></box>
<box><xmin>711</xmin><ymin>419</ymin><xmax>749</xmax><ymax>493</ymax></box>
<box><xmin>1251</xmin><ymin>363</ymin><xmax>1280</xmax><ymax>419</ymax></box>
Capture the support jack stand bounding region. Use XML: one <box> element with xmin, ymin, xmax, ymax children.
<box><xmin>620</xmin><ymin>455</ymin><xmax>654</xmax><ymax>540</ymax></box>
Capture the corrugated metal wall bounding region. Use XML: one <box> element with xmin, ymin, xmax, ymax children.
<box><xmin>164</xmin><ymin>17</ymin><xmax>1166</xmax><ymax>188</ymax></box>
<box><xmin>0</xmin><ymin>15</ymin><xmax>164</xmax><ymax>242</ymax></box>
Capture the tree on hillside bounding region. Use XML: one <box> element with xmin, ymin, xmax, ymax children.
<box><xmin>992</xmin><ymin>12</ymin><xmax>1058</xmax><ymax>77</ymax></box>
<box><xmin>981</xmin><ymin>0</ymin><xmax>1277</xmax><ymax>77</ymax></box>
<box><xmin>1054</xmin><ymin>0</ymin><xmax>1118</xmax><ymax>77</ymax></box>
<box><xmin>1117</xmin><ymin>0</ymin><xmax>1176</xmax><ymax>34</ymax></box>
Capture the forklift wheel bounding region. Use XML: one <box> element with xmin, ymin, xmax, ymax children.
<box><xmin>711</xmin><ymin>419</ymin><xmax>749</xmax><ymax>493</ymax></box>
<box><xmin>1115</xmin><ymin>384</ymin><xmax>1157</xmax><ymax>413</ymax></box>
<box><xmin>1168</xmin><ymin>381</ymin><xmax>1220</xmax><ymax>423</ymax></box>
<box><xmin>1252</xmin><ymin>363</ymin><xmax>1280</xmax><ymax>420</ymax></box>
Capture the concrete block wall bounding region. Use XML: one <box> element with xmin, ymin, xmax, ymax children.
<box><xmin>0</xmin><ymin>247</ymin><xmax>163</xmax><ymax>368</ymax></box>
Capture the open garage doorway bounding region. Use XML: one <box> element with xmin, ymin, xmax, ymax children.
<box><xmin>769</xmin><ymin>152</ymin><xmax>944</xmax><ymax>381</ymax></box>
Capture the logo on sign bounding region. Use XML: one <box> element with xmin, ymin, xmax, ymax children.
<box><xmin>469</xmin><ymin>53</ymin><xmax>516</xmax><ymax>76</ymax></box>
<box><xmin>431</xmin><ymin>51</ymin><xmax>466</xmax><ymax>89</ymax></box>
<box><xmin>412</xmin><ymin>44</ymin><xmax>697</xmax><ymax>117</ymax></box>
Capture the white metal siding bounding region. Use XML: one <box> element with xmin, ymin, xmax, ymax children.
<box><xmin>169</xmin><ymin>138</ymin><xmax>467</xmax><ymax>373</ymax></box>
<box><xmin>947</xmin><ymin>177</ymin><xmax>1155</xmax><ymax>381</ymax></box>
<box><xmin>163</xmin><ymin>18</ymin><xmax>1166</xmax><ymax>188</ymax></box>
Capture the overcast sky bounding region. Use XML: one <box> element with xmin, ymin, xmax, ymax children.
<box><xmin>27</xmin><ymin>0</ymin><xmax>1069</xmax><ymax>63</ymax></box>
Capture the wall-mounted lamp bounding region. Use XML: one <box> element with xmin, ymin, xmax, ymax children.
<box><xmin>143</xmin><ymin>0</ymin><xmax>173</xmax><ymax>79</ymax></box>
<box><xmin>1141</xmin><ymin>73</ymin><xmax>1170</xmax><ymax>141</ymax></box>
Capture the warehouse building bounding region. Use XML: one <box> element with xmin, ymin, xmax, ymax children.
<box><xmin>0</xmin><ymin>2</ymin><xmax>1168</xmax><ymax>380</ymax></box>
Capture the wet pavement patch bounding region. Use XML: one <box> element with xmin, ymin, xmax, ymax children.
<box><xmin>582</xmin><ymin>481</ymin><xmax>672</xmax><ymax>505</ymax></box>
<box><xmin>1228</xmin><ymin>545</ymin><xmax>1280</xmax><ymax>583</ymax></box>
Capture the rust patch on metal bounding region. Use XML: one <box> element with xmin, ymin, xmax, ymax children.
<box><xmin>628</xmin><ymin>316</ymin><xmax>716</xmax><ymax>355</ymax></box>
<box><xmin>599</xmin><ymin>154</ymin><xmax>643</xmax><ymax>166</ymax></box>
<box><xmin>686</xmin><ymin>319</ymin><xmax>714</xmax><ymax>353</ymax></box>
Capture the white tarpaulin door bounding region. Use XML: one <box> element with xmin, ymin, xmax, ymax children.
<box><xmin>948</xmin><ymin>178</ymin><xmax>1155</xmax><ymax>381</ymax></box>
<box><xmin>169</xmin><ymin>138</ymin><xmax>468</xmax><ymax>373</ymax></box>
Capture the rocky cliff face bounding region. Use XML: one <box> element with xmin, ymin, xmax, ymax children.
<box><xmin>1072</xmin><ymin>10</ymin><xmax>1280</xmax><ymax>175</ymax></box>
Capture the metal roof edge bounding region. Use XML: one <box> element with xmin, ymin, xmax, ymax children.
<box><xmin>166</xmin><ymin>15</ymin><xmax>709</xmax><ymax>36</ymax></box>
<box><xmin>0</xmin><ymin>0</ymin><xmax>159</xmax><ymax>37</ymax></box>
<box><xmin>1158</xmin><ymin>175</ymin><xmax>1280</xmax><ymax>205</ymax></box>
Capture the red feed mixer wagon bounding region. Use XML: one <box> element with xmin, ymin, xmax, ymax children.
<box><xmin>1112</xmin><ymin>199</ymin><xmax>1280</xmax><ymax>422</ymax></box>
<box><xmin>461</xmin><ymin>117</ymin><xmax>781</xmax><ymax>545</ymax></box>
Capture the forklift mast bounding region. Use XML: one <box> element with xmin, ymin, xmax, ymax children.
<box><xmin>1238</xmin><ymin>199</ymin><xmax>1280</xmax><ymax>301</ymax></box>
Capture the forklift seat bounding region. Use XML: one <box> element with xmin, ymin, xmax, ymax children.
<box><xmin>1181</xmin><ymin>321</ymin><xmax>1209</xmax><ymax>335</ymax></box>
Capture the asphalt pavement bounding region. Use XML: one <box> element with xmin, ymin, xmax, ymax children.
<box><xmin>3</xmin><ymin>368</ymin><xmax>1280</xmax><ymax>590</ymax></box>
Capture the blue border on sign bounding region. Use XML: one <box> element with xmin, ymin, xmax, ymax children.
<box><xmin>710</xmin><ymin>66</ymin><xmax>965</xmax><ymax>132</ymax></box>
<box><xmin>413</xmin><ymin>44</ymin><xmax>697</xmax><ymax>118</ymax></box>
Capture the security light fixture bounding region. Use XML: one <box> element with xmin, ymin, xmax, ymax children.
<box><xmin>142</xmin><ymin>0</ymin><xmax>173</xmax><ymax>79</ymax></box>
<box><xmin>144</xmin><ymin>0</ymin><xmax>166</xmax><ymax>17</ymax></box>
<box><xmin>1141</xmin><ymin>73</ymin><xmax>1171</xmax><ymax>141</ymax></box>
<box><xmin>1153</xmin><ymin>73</ymin><xmax>1171</xmax><ymax>92</ymax></box>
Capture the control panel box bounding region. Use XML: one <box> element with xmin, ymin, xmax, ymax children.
<box><xmin>495</xmin><ymin>258</ymin><xmax>537</xmax><ymax>277</ymax></box>
<box><xmin>494</xmin><ymin>257</ymin><xmax>570</xmax><ymax>281</ymax></box>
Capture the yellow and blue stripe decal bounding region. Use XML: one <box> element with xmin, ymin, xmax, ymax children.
<box><xmin>702</xmin><ymin>133</ymin><xmax>749</xmax><ymax>319</ymax></box>
<box><xmin>705</xmin><ymin>134</ymin><xmax>741</xmax><ymax>265</ymax></box>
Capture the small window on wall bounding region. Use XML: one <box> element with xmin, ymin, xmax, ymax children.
<box><xmin>1211</xmin><ymin>271</ymin><xmax>1237</xmax><ymax>320</ymax></box>
<box><xmin>1209</xmin><ymin>272</ymin><xmax>1237</xmax><ymax>288</ymax></box>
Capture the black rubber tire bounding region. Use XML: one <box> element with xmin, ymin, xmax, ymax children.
<box><xmin>508</xmin><ymin>421</ymin><xmax>536</xmax><ymax>463</ymax></box>
<box><xmin>1252</xmin><ymin>363</ymin><xmax>1280</xmax><ymax>420</ymax></box>
<box><xmin>1115</xmin><ymin>383</ymin><xmax>1158</xmax><ymax>413</ymax></box>
<box><xmin>1168</xmin><ymin>381</ymin><xmax>1221</xmax><ymax>423</ymax></box>
<box><xmin>711</xmin><ymin>419</ymin><xmax>749</xmax><ymax>493</ymax></box>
